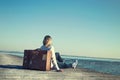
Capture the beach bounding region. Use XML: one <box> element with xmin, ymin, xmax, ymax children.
<box><xmin>0</xmin><ymin>53</ymin><xmax>120</xmax><ymax>80</ymax></box>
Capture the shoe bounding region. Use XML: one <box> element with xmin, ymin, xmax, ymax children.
<box><xmin>72</xmin><ymin>60</ymin><xmax>78</xmax><ymax>69</ymax></box>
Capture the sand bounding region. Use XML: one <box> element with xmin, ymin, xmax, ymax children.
<box><xmin>0</xmin><ymin>53</ymin><xmax>120</xmax><ymax>80</ymax></box>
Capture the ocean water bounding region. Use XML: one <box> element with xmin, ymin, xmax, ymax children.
<box><xmin>0</xmin><ymin>52</ymin><xmax>120</xmax><ymax>75</ymax></box>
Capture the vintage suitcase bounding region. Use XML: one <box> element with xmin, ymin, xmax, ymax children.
<box><xmin>23</xmin><ymin>50</ymin><xmax>32</xmax><ymax>69</ymax></box>
<box><xmin>23</xmin><ymin>50</ymin><xmax>52</xmax><ymax>71</ymax></box>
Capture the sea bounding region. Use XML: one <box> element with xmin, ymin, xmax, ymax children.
<box><xmin>0</xmin><ymin>51</ymin><xmax>120</xmax><ymax>75</ymax></box>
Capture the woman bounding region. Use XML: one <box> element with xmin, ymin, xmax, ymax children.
<box><xmin>40</xmin><ymin>35</ymin><xmax>63</xmax><ymax>72</ymax></box>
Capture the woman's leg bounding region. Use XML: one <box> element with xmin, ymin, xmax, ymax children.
<box><xmin>55</xmin><ymin>52</ymin><xmax>63</xmax><ymax>62</ymax></box>
<box><xmin>57</xmin><ymin>62</ymin><xmax>72</xmax><ymax>68</ymax></box>
<box><xmin>55</xmin><ymin>52</ymin><xmax>73</xmax><ymax>68</ymax></box>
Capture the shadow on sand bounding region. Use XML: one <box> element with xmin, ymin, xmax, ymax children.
<box><xmin>0</xmin><ymin>65</ymin><xmax>23</xmax><ymax>69</ymax></box>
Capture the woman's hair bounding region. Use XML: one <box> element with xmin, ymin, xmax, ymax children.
<box><xmin>43</xmin><ymin>35</ymin><xmax>52</xmax><ymax>45</ymax></box>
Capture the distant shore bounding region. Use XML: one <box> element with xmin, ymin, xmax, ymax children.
<box><xmin>0</xmin><ymin>53</ymin><xmax>120</xmax><ymax>80</ymax></box>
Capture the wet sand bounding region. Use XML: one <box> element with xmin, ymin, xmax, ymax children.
<box><xmin>0</xmin><ymin>53</ymin><xmax>120</xmax><ymax>80</ymax></box>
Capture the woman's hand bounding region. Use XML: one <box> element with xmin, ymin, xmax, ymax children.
<box><xmin>56</xmin><ymin>69</ymin><xmax>63</xmax><ymax>72</ymax></box>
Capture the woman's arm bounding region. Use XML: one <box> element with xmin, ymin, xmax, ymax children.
<box><xmin>51</xmin><ymin>46</ymin><xmax>60</xmax><ymax>70</ymax></box>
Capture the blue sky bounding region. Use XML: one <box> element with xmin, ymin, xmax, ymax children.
<box><xmin>0</xmin><ymin>0</ymin><xmax>120</xmax><ymax>58</ymax></box>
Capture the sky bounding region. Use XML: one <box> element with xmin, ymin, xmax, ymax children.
<box><xmin>0</xmin><ymin>0</ymin><xmax>120</xmax><ymax>58</ymax></box>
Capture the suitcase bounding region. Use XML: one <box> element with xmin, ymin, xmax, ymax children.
<box><xmin>23</xmin><ymin>50</ymin><xmax>52</xmax><ymax>71</ymax></box>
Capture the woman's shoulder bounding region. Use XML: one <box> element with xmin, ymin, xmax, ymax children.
<box><xmin>40</xmin><ymin>45</ymin><xmax>45</xmax><ymax>49</ymax></box>
<box><xmin>50</xmin><ymin>45</ymin><xmax>54</xmax><ymax>49</ymax></box>
<box><xmin>40</xmin><ymin>45</ymin><xmax>49</xmax><ymax>50</ymax></box>
<box><xmin>40</xmin><ymin>45</ymin><xmax>54</xmax><ymax>50</ymax></box>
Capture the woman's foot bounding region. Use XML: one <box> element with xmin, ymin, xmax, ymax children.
<box><xmin>72</xmin><ymin>60</ymin><xmax>78</xmax><ymax>69</ymax></box>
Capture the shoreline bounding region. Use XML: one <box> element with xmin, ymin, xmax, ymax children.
<box><xmin>0</xmin><ymin>53</ymin><xmax>120</xmax><ymax>80</ymax></box>
<box><xmin>1</xmin><ymin>53</ymin><xmax>120</xmax><ymax>75</ymax></box>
